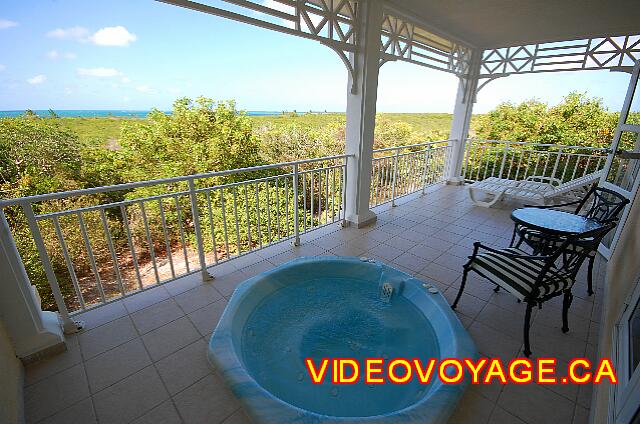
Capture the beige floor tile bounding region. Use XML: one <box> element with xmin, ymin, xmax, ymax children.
<box><xmin>173</xmin><ymin>373</ymin><xmax>240</xmax><ymax>424</ymax></box>
<box><xmin>174</xmin><ymin>283</ymin><xmax>223</xmax><ymax>314</ymax></box>
<box><xmin>131</xmin><ymin>400</ymin><xmax>182</xmax><ymax>424</ymax></box>
<box><xmin>156</xmin><ymin>339</ymin><xmax>212</xmax><ymax>395</ymax></box>
<box><xmin>78</xmin><ymin>316</ymin><xmax>138</xmax><ymax>359</ymax></box>
<box><xmin>432</xmin><ymin>253</ymin><xmax>468</xmax><ymax>272</ymax></box>
<box><xmin>422</xmin><ymin>263</ymin><xmax>461</xmax><ymax>285</ymax></box>
<box><xmin>573</xmin><ymin>405</ymin><xmax>590</xmax><ymax>424</ymax></box>
<box><xmin>93</xmin><ymin>366</ymin><xmax>169</xmax><ymax>424</ymax></box>
<box><xmin>38</xmin><ymin>398</ymin><xmax>96</xmax><ymax>424</ymax></box>
<box><xmin>24</xmin><ymin>364</ymin><xmax>90</xmax><ymax>423</ymax></box>
<box><xmin>164</xmin><ymin>273</ymin><xmax>204</xmax><ymax>296</ymax></box>
<box><xmin>222</xmin><ymin>408</ymin><xmax>252</xmax><ymax>424</ymax></box>
<box><xmin>85</xmin><ymin>338</ymin><xmax>151</xmax><ymax>393</ymax></box>
<box><xmin>329</xmin><ymin>243</ymin><xmax>366</xmax><ymax>257</ymax></box>
<box><xmin>240</xmin><ymin>260</ymin><xmax>276</xmax><ymax>278</ymax></box>
<box><xmin>123</xmin><ymin>285</ymin><xmax>171</xmax><ymax>313</ymax></box>
<box><xmin>498</xmin><ymin>383</ymin><xmax>576</xmax><ymax>424</ymax></box>
<box><xmin>475</xmin><ymin>302</ymin><xmax>529</xmax><ymax>340</ymax></box>
<box><xmin>488</xmin><ymin>406</ymin><xmax>527</xmax><ymax>423</ymax></box>
<box><xmin>213</xmin><ymin>271</ymin><xmax>249</xmax><ymax>297</ymax></box>
<box><xmin>367</xmin><ymin>243</ymin><xmax>404</xmax><ymax>261</ymax></box>
<box><xmin>142</xmin><ymin>316</ymin><xmax>201</xmax><ymax>361</ymax></box>
<box><xmin>131</xmin><ymin>298</ymin><xmax>184</xmax><ymax>334</ymax></box>
<box><xmin>407</xmin><ymin>243</ymin><xmax>445</xmax><ymax>261</ymax></box>
<box><xmin>467</xmin><ymin>321</ymin><xmax>522</xmax><ymax>361</ymax></box>
<box><xmin>25</xmin><ymin>335</ymin><xmax>82</xmax><ymax>386</ymax></box>
<box><xmin>443</xmin><ymin>289</ymin><xmax>487</xmax><ymax>320</ymax></box>
<box><xmin>189</xmin><ymin>298</ymin><xmax>228</xmax><ymax>337</ymax></box>
<box><xmin>529</xmin><ymin>324</ymin><xmax>587</xmax><ymax>362</ymax></box>
<box><xmin>76</xmin><ymin>301</ymin><xmax>128</xmax><ymax>330</ymax></box>
<box><xmin>447</xmin><ymin>388</ymin><xmax>494</xmax><ymax>424</ymax></box>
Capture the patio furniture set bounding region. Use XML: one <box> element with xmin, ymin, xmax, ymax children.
<box><xmin>453</xmin><ymin>184</ymin><xmax>629</xmax><ymax>356</ymax></box>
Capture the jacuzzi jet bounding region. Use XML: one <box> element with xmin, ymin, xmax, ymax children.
<box><xmin>380</xmin><ymin>282</ymin><xmax>394</xmax><ymax>303</ymax></box>
<box><xmin>297</xmin><ymin>372</ymin><xmax>304</xmax><ymax>381</ymax></box>
<box><xmin>330</xmin><ymin>388</ymin><xmax>338</xmax><ymax>397</ymax></box>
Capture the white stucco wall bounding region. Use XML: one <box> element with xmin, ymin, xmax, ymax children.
<box><xmin>592</xmin><ymin>187</ymin><xmax>640</xmax><ymax>423</ymax></box>
<box><xmin>0</xmin><ymin>319</ymin><xmax>24</xmax><ymax>424</ymax></box>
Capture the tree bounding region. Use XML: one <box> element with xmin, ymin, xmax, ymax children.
<box><xmin>117</xmin><ymin>97</ymin><xmax>262</xmax><ymax>184</ymax></box>
<box><xmin>475</xmin><ymin>92</ymin><xmax>618</xmax><ymax>148</ymax></box>
<box><xmin>0</xmin><ymin>114</ymin><xmax>86</xmax><ymax>309</ymax></box>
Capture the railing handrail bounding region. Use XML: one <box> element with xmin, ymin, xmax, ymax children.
<box><xmin>0</xmin><ymin>154</ymin><xmax>353</xmax><ymax>207</ymax></box>
<box><xmin>465</xmin><ymin>138</ymin><xmax>610</xmax><ymax>152</ymax></box>
<box><xmin>372</xmin><ymin>139</ymin><xmax>452</xmax><ymax>154</ymax></box>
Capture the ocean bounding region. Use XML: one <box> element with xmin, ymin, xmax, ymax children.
<box><xmin>0</xmin><ymin>110</ymin><xmax>302</xmax><ymax>118</ymax></box>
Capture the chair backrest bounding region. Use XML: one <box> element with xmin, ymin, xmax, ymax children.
<box><xmin>543</xmin><ymin>223</ymin><xmax>616</xmax><ymax>282</ymax></box>
<box><xmin>574</xmin><ymin>185</ymin><xmax>630</xmax><ymax>223</ymax></box>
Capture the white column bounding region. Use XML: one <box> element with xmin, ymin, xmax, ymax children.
<box><xmin>446</xmin><ymin>50</ymin><xmax>481</xmax><ymax>183</ymax></box>
<box><xmin>0</xmin><ymin>210</ymin><xmax>64</xmax><ymax>360</ymax></box>
<box><xmin>344</xmin><ymin>0</ymin><xmax>383</xmax><ymax>228</ymax></box>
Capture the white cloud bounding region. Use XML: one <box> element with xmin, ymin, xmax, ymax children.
<box><xmin>46</xmin><ymin>50</ymin><xmax>76</xmax><ymax>60</ymax></box>
<box><xmin>89</xmin><ymin>26</ymin><xmax>136</xmax><ymax>46</ymax></box>
<box><xmin>120</xmin><ymin>76</ymin><xmax>131</xmax><ymax>83</ymax></box>
<box><xmin>136</xmin><ymin>84</ymin><xmax>157</xmax><ymax>94</ymax></box>
<box><xmin>0</xmin><ymin>19</ymin><xmax>18</xmax><ymax>30</ymax></box>
<box><xmin>77</xmin><ymin>67</ymin><xmax>122</xmax><ymax>77</ymax></box>
<box><xmin>0</xmin><ymin>64</ymin><xmax>5</xmax><ymax>72</ymax></box>
<box><xmin>46</xmin><ymin>26</ymin><xmax>89</xmax><ymax>41</ymax></box>
<box><xmin>27</xmin><ymin>75</ymin><xmax>46</xmax><ymax>85</ymax></box>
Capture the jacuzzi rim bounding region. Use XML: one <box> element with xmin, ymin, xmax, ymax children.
<box><xmin>209</xmin><ymin>256</ymin><xmax>478</xmax><ymax>423</ymax></box>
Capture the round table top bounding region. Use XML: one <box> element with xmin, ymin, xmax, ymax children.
<box><xmin>511</xmin><ymin>207</ymin><xmax>603</xmax><ymax>236</ymax></box>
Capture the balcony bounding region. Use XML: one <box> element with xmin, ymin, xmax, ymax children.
<box><xmin>16</xmin><ymin>140</ymin><xmax>605</xmax><ymax>422</ymax></box>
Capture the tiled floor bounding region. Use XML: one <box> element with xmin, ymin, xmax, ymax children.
<box><xmin>24</xmin><ymin>184</ymin><xmax>605</xmax><ymax>424</ymax></box>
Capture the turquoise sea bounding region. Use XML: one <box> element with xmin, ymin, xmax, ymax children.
<box><xmin>0</xmin><ymin>110</ymin><xmax>300</xmax><ymax>118</ymax></box>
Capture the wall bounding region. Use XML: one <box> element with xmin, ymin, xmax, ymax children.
<box><xmin>0</xmin><ymin>319</ymin><xmax>24</xmax><ymax>424</ymax></box>
<box><xmin>592</xmin><ymin>187</ymin><xmax>640</xmax><ymax>423</ymax></box>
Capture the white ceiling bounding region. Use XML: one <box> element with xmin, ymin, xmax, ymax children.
<box><xmin>388</xmin><ymin>0</ymin><xmax>640</xmax><ymax>48</ymax></box>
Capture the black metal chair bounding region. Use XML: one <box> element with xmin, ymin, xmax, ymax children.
<box><xmin>511</xmin><ymin>185</ymin><xmax>629</xmax><ymax>295</ymax></box>
<box><xmin>452</xmin><ymin>223</ymin><xmax>615</xmax><ymax>357</ymax></box>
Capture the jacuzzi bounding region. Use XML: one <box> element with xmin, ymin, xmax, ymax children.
<box><xmin>209</xmin><ymin>256</ymin><xmax>477</xmax><ymax>423</ymax></box>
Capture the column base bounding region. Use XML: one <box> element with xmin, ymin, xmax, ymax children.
<box><xmin>17</xmin><ymin>311</ymin><xmax>65</xmax><ymax>364</ymax></box>
<box><xmin>445</xmin><ymin>176</ymin><xmax>465</xmax><ymax>185</ymax></box>
<box><xmin>346</xmin><ymin>210</ymin><xmax>377</xmax><ymax>228</ymax></box>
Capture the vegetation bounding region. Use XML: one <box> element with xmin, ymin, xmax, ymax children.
<box><xmin>0</xmin><ymin>92</ymin><xmax>619</xmax><ymax>311</ymax></box>
<box><xmin>475</xmin><ymin>92</ymin><xmax>618</xmax><ymax>148</ymax></box>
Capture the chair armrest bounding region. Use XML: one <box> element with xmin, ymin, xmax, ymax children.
<box><xmin>472</xmin><ymin>242</ymin><xmax>550</xmax><ymax>261</ymax></box>
<box><xmin>523</xmin><ymin>199</ymin><xmax>582</xmax><ymax>209</ymax></box>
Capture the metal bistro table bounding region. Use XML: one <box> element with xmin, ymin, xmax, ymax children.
<box><xmin>510</xmin><ymin>207</ymin><xmax>604</xmax><ymax>253</ymax></box>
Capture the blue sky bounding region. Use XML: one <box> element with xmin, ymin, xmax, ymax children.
<box><xmin>0</xmin><ymin>0</ymin><xmax>633</xmax><ymax>113</ymax></box>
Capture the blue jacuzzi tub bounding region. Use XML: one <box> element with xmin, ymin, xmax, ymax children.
<box><xmin>209</xmin><ymin>256</ymin><xmax>477</xmax><ymax>423</ymax></box>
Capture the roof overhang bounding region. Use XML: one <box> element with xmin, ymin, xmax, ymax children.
<box><xmin>386</xmin><ymin>0</ymin><xmax>640</xmax><ymax>49</ymax></box>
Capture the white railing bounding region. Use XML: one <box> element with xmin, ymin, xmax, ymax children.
<box><xmin>370</xmin><ymin>140</ymin><xmax>451</xmax><ymax>207</ymax></box>
<box><xmin>462</xmin><ymin>139</ymin><xmax>609</xmax><ymax>183</ymax></box>
<box><xmin>0</xmin><ymin>155</ymin><xmax>349</xmax><ymax>330</ymax></box>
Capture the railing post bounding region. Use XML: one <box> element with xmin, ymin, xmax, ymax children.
<box><xmin>461</xmin><ymin>138</ymin><xmax>473</xmax><ymax>182</ymax></box>
<box><xmin>341</xmin><ymin>156</ymin><xmax>348</xmax><ymax>227</ymax></box>
<box><xmin>498</xmin><ymin>141</ymin><xmax>509</xmax><ymax>178</ymax></box>
<box><xmin>550</xmin><ymin>146</ymin><xmax>564</xmax><ymax>181</ymax></box>
<box><xmin>421</xmin><ymin>144</ymin><xmax>432</xmax><ymax>194</ymax></box>
<box><xmin>22</xmin><ymin>203</ymin><xmax>81</xmax><ymax>334</ymax></box>
<box><xmin>391</xmin><ymin>147</ymin><xmax>399</xmax><ymax>207</ymax></box>
<box><xmin>292</xmin><ymin>164</ymin><xmax>301</xmax><ymax>246</ymax></box>
<box><xmin>188</xmin><ymin>179</ymin><xmax>213</xmax><ymax>282</ymax></box>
